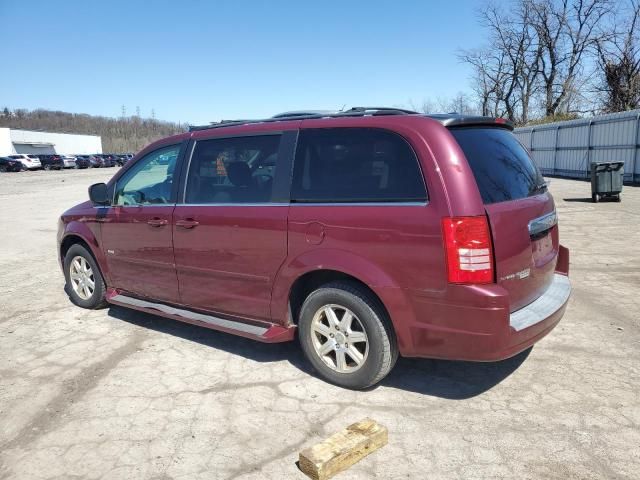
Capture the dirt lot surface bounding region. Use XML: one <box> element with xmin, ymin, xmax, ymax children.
<box><xmin>1</xmin><ymin>169</ymin><xmax>639</xmax><ymax>479</ymax></box>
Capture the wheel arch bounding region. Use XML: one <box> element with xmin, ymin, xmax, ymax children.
<box><xmin>59</xmin><ymin>222</ymin><xmax>110</xmax><ymax>284</ymax></box>
<box><xmin>271</xmin><ymin>249</ymin><xmax>418</xmax><ymax>354</ymax></box>
<box><xmin>288</xmin><ymin>269</ymin><xmax>391</xmax><ymax>327</ymax></box>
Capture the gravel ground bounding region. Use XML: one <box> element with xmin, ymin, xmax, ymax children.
<box><xmin>0</xmin><ymin>168</ymin><xmax>639</xmax><ymax>479</ymax></box>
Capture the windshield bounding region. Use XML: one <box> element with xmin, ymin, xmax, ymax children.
<box><xmin>450</xmin><ymin>127</ymin><xmax>546</xmax><ymax>204</ymax></box>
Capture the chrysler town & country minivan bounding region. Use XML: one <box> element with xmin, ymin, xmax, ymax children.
<box><xmin>58</xmin><ymin>108</ymin><xmax>571</xmax><ymax>389</ymax></box>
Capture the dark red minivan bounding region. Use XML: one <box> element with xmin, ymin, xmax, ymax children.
<box><xmin>58</xmin><ymin>108</ymin><xmax>570</xmax><ymax>389</ymax></box>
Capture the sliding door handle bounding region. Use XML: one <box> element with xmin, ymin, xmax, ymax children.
<box><xmin>147</xmin><ymin>217</ymin><xmax>168</xmax><ymax>227</ymax></box>
<box><xmin>176</xmin><ymin>219</ymin><xmax>199</xmax><ymax>229</ymax></box>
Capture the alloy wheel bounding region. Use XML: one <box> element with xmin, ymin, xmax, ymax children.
<box><xmin>310</xmin><ymin>304</ymin><xmax>369</xmax><ymax>373</ymax></box>
<box><xmin>69</xmin><ymin>255</ymin><xmax>95</xmax><ymax>300</ymax></box>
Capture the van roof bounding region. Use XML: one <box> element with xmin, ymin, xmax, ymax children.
<box><xmin>188</xmin><ymin>108</ymin><xmax>513</xmax><ymax>133</ymax></box>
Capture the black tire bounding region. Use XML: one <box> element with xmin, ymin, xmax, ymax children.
<box><xmin>615</xmin><ymin>194</ymin><xmax>621</xmax><ymax>202</ymax></box>
<box><xmin>63</xmin><ymin>244</ymin><xmax>108</xmax><ymax>309</ymax></box>
<box><xmin>298</xmin><ymin>281</ymin><xmax>398</xmax><ymax>389</ymax></box>
<box><xmin>0</xmin><ymin>166</ymin><xmax>6</xmax><ymax>173</ymax></box>
<box><xmin>592</xmin><ymin>193</ymin><xmax>599</xmax><ymax>203</ymax></box>
<box><xmin>44</xmin><ymin>164</ymin><xmax>51</xmax><ymax>171</ymax></box>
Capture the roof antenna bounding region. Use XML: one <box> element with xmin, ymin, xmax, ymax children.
<box><xmin>339</xmin><ymin>104</ymin><xmax>346</xmax><ymax>112</ymax></box>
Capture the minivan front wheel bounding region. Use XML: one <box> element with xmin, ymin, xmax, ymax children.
<box><xmin>64</xmin><ymin>244</ymin><xmax>107</xmax><ymax>309</ymax></box>
<box><xmin>298</xmin><ymin>281</ymin><xmax>397</xmax><ymax>389</ymax></box>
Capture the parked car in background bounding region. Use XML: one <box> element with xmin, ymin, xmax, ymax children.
<box><xmin>60</xmin><ymin>155</ymin><xmax>77</xmax><ymax>168</ymax></box>
<box><xmin>8</xmin><ymin>154</ymin><xmax>41</xmax><ymax>170</ymax></box>
<box><xmin>73</xmin><ymin>155</ymin><xmax>91</xmax><ymax>169</ymax></box>
<box><xmin>114</xmin><ymin>154</ymin><xmax>129</xmax><ymax>166</ymax></box>
<box><xmin>58</xmin><ymin>108</ymin><xmax>571</xmax><ymax>389</ymax></box>
<box><xmin>90</xmin><ymin>155</ymin><xmax>105</xmax><ymax>168</ymax></box>
<box><xmin>101</xmin><ymin>154</ymin><xmax>119</xmax><ymax>167</ymax></box>
<box><xmin>0</xmin><ymin>156</ymin><xmax>25</xmax><ymax>172</ymax></box>
<box><xmin>38</xmin><ymin>154</ymin><xmax>65</xmax><ymax>170</ymax></box>
<box><xmin>91</xmin><ymin>154</ymin><xmax>113</xmax><ymax>167</ymax></box>
<box><xmin>74</xmin><ymin>155</ymin><xmax>101</xmax><ymax>167</ymax></box>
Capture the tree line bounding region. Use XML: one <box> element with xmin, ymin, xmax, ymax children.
<box><xmin>0</xmin><ymin>107</ymin><xmax>187</xmax><ymax>153</ymax></box>
<box><xmin>416</xmin><ymin>0</ymin><xmax>639</xmax><ymax>125</ymax></box>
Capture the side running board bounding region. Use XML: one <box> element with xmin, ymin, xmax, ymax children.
<box><xmin>108</xmin><ymin>292</ymin><xmax>295</xmax><ymax>343</ymax></box>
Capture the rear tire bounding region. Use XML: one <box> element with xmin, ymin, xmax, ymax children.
<box><xmin>63</xmin><ymin>244</ymin><xmax>108</xmax><ymax>309</ymax></box>
<box><xmin>592</xmin><ymin>193</ymin><xmax>599</xmax><ymax>203</ymax></box>
<box><xmin>298</xmin><ymin>281</ymin><xmax>397</xmax><ymax>389</ymax></box>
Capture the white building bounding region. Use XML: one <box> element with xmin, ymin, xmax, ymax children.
<box><xmin>0</xmin><ymin>128</ymin><xmax>102</xmax><ymax>156</ymax></box>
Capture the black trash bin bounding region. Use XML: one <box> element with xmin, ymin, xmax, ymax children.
<box><xmin>590</xmin><ymin>161</ymin><xmax>624</xmax><ymax>203</ymax></box>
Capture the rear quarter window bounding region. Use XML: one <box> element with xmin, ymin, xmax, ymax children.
<box><xmin>291</xmin><ymin>128</ymin><xmax>427</xmax><ymax>203</ymax></box>
<box><xmin>450</xmin><ymin>127</ymin><xmax>546</xmax><ymax>204</ymax></box>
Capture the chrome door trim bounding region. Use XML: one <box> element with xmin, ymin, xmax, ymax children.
<box><xmin>528</xmin><ymin>210</ymin><xmax>557</xmax><ymax>236</ymax></box>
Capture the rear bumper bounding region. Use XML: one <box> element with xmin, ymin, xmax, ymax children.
<box><xmin>401</xmin><ymin>245</ymin><xmax>570</xmax><ymax>361</ymax></box>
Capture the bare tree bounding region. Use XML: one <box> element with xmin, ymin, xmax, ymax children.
<box><xmin>596</xmin><ymin>0</ymin><xmax>640</xmax><ymax>111</ymax></box>
<box><xmin>531</xmin><ymin>0</ymin><xmax>614</xmax><ymax>116</ymax></box>
<box><xmin>459</xmin><ymin>1</ymin><xmax>542</xmax><ymax>124</ymax></box>
<box><xmin>440</xmin><ymin>92</ymin><xmax>479</xmax><ymax>115</ymax></box>
<box><xmin>408</xmin><ymin>94</ymin><xmax>479</xmax><ymax>115</ymax></box>
<box><xmin>460</xmin><ymin>48</ymin><xmax>510</xmax><ymax>117</ymax></box>
<box><xmin>460</xmin><ymin>0</ymin><xmax>618</xmax><ymax>123</ymax></box>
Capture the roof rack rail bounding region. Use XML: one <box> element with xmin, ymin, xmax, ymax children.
<box><xmin>341</xmin><ymin>107</ymin><xmax>419</xmax><ymax>115</ymax></box>
<box><xmin>188</xmin><ymin>107</ymin><xmax>419</xmax><ymax>132</ymax></box>
<box><xmin>271</xmin><ymin>110</ymin><xmax>337</xmax><ymax>118</ymax></box>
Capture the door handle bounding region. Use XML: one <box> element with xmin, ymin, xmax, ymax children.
<box><xmin>176</xmin><ymin>219</ymin><xmax>199</xmax><ymax>229</ymax></box>
<box><xmin>147</xmin><ymin>217</ymin><xmax>168</xmax><ymax>227</ymax></box>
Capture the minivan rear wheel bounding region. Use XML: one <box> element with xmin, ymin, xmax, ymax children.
<box><xmin>298</xmin><ymin>281</ymin><xmax>397</xmax><ymax>389</ymax></box>
<box><xmin>64</xmin><ymin>244</ymin><xmax>107</xmax><ymax>309</ymax></box>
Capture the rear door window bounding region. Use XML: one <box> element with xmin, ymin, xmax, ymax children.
<box><xmin>449</xmin><ymin>127</ymin><xmax>546</xmax><ymax>204</ymax></box>
<box><xmin>291</xmin><ymin>128</ymin><xmax>427</xmax><ymax>203</ymax></box>
<box><xmin>184</xmin><ymin>135</ymin><xmax>281</xmax><ymax>204</ymax></box>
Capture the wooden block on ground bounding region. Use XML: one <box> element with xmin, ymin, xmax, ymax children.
<box><xmin>298</xmin><ymin>418</ymin><xmax>388</xmax><ymax>480</ymax></box>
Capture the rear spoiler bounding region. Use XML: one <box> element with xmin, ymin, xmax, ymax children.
<box><xmin>425</xmin><ymin>114</ymin><xmax>514</xmax><ymax>131</ymax></box>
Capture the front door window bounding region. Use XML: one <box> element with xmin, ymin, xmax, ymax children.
<box><xmin>114</xmin><ymin>145</ymin><xmax>180</xmax><ymax>205</ymax></box>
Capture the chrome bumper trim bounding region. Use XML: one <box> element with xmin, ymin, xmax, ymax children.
<box><xmin>510</xmin><ymin>274</ymin><xmax>571</xmax><ymax>332</ymax></box>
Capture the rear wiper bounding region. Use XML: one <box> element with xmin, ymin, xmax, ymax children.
<box><xmin>532</xmin><ymin>183</ymin><xmax>548</xmax><ymax>194</ymax></box>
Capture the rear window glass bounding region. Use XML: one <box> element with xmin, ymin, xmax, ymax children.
<box><xmin>185</xmin><ymin>135</ymin><xmax>280</xmax><ymax>204</ymax></box>
<box><xmin>291</xmin><ymin>128</ymin><xmax>427</xmax><ymax>203</ymax></box>
<box><xmin>450</xmin><ymin>127</ymin><xmax>546</xmax><ymax>204</ymax></box>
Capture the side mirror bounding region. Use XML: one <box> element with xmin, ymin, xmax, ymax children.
<box><xmin>88</xmin><ymin>183</ymin><xmax>110</xmax><ymax>206</ymax></box>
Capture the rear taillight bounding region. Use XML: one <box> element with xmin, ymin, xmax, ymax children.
<box><xmin>441</xmin><ymin>216</ymin><xmax>494</xmax><ymax>284</ymax></box>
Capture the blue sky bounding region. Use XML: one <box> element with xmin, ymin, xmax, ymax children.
<box><xmin>1</xmin><ymin>0</ymin><xmax>485</xmax><ymax>124</ymax></box>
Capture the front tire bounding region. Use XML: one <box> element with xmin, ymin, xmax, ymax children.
<box><xmin>298</xmin><ymin>281</ymin><xmax>397</xmax><ymax>389</ymax></box>
<box><xmin>63</xmin><ymin>244</ymin><xmax>107</xmax><ymax>309</ymax></box>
